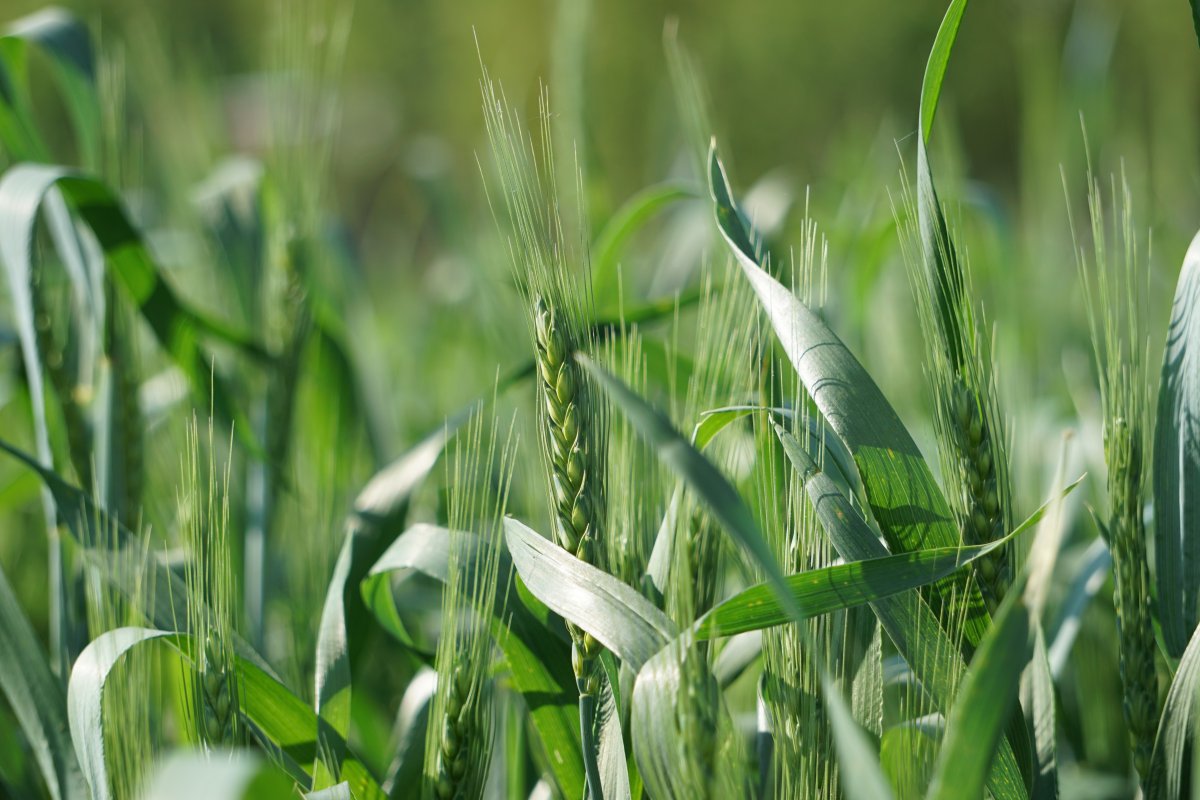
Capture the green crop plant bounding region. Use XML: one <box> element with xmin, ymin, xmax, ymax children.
<box><xmin>5</xmin><ymin>1</ymin><xmax>1200</xmax><ymax>799</ymax></box>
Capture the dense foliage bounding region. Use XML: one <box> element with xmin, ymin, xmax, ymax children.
<box><xmin>3</xmin><ymin>1</ymin><xmax>1200</xmax><ymax>799</ymax></box>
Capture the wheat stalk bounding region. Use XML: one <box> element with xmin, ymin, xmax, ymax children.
<box><xmin>1069</xmin><ymin>164</ymin><xmax>1160</xmax><ymax>782</ymax></box>
<box><xmin>424</xmin><ymin>407</ymin><xmax>514</xmax><ymax>799</ymax></box>
<box><xmin>894</xmin><ymin>173</ymin><xmax>1013</xmax><ymax>614</ymax></box>
<box><xmin>180</xmin><ymin>414</ymin><xmax>242</xmax><ymax>749</ymax></box>
<box><xmin>481</xmin><ymin>72</ymin><xmax>608</xmax><ymax>705</ymax></box>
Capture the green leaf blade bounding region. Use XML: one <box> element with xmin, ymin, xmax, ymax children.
<box><xmin>1153</xmin><ymin>230</ymin><xmax>1200</xmax><ymax>659</ymax></box>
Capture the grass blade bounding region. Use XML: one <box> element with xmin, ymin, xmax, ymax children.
<box><xmin>926</xmin><ymin>584</ymin><xmax>1034</xmax><ymax>800</ymax></box>
<box><xmin>580</xmin><ymin>354</ymin><xmax>802</xmax><ymax>623</ymax></box>
<box><xmin>773</xmin><ymin>422</ymin><xmax>1031</xmax><ymax>799</ymax></box>
<box><xmin>1153</xmin><ymin>230</ymin><xmax>1200</xmax><ymax>659</ymax></box>
<box><xmin>916</xmin><ymin>0</ymin><xmax>970</xmax><ymax>367</ymax></box>
<box><xmin>0</xmin><ymin>560</ymin><xmax>87</xmax><ymax>800</ymax></box>
<box><xmin>505</xmin><ymin>517</ymin><xmax>678</xmax><ymax>671</ymax></box>
<box><xmin>695</xmin><ymin>536</ymin><xmax>1014</xmax><ymax>639</ymax></box>
<box><xmin>1148</xmin><ymin>622</ymin><xmax>1200</xmax><ymax>798</ymax></box>
<box><xmin>823</xmin><ymin>676</ymin><xmax>895</xmax><ymax>800</ymax></box>
<box><xmin>706</xmin><ymin>146</ymin><xmax>994</xmax><ymax>650</ymax></box>
<box><xmin>314</xmin><ymin>427</ymin><xmax>449</xmax><ymax>786</ymax></box>
<box><xmin>365</xmin><ymin>523</ymin><xmax>585</xmax><ymax>799</ymax></box>
<box><xmin>1022</xmin><ymin>627</ymin><xmax>1059</xmax><ymax>797</ymax></box>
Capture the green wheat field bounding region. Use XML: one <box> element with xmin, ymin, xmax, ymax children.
<box><xmin>3</xmin><ymin>0</ymin><xmax>1200</xmax><ymax>798</ymax></box>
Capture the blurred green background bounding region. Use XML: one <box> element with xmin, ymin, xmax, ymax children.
<box><xmin>7</xmin><ymin>0</ymin><xmax>1198</xmax><ymax>289</ymax></box>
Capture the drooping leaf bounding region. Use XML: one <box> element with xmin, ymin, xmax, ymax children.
<box><xmin>381</xmin><ymin>668</ymin><xmax>436</xmax><ymax>799</ymax></box>
<box><xmin>0</xmin><ymin>165</ymin><xmax>267</xmax><ymax>453</ymax></box>
<box><xmin>773</xmin><ymin>422</ymin><xmax>1030</xmax><ymax>800</ymax></box>
<box><xmin>67</xmin><ymin>627</ymin><xmax>172</xmax><ymax>800</ymax></box>
<box><xmin>314</xmin><ymin>426</ymin><xmax>450</xmax><ymax>788</ymax></box>
<box><xmin>580</xmin><ymin>354</ymin><xmax>801</xmax><ymax>623</ymax></box>
<box><xmin>0</xmin><ymin>8</ymin><xmax>99</xmax><ymax>167</ymax></box>
<box><xmin>1153</xmin><ymin>230</ymin><xmax>1200</xmax><ymax>659</ymax></box>
<box><xmin>364</xmin><ymin>523</ymin><xmax>585</xmax><ymax>799</ymax></box>
<box><xmin>707</xmin><ymin>145</ymin><xmax>993</xmax><ymax>652</ymax></box>
<box><xmin>0</xmin><ymin>438</ymin><xmax>268</xmax><ymax>673</ymax></box>
<box><xmin>592</xmin><ymin>182</ymin><xmax>696</xmax><ymax>305</ymax></box>
<box><xmin>67</xmin><ymin>627</ymin><xmax>386</xmax><ymax>799</ymax></box>
<box><xmin>504</xmin><ymin>516</ymin><xmax>677</xmax><ymax>672</ymax></box>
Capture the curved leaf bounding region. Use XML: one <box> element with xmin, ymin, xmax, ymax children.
<box><xmin>1148</xmin><ymin>622</ymin><xmax>1200</xmax><ymax>799</ymax></box>
<box><xmin>694</xmin><ymin>535</ymin><xmax>1012</xmax><ymax>639</ymax></box>
<box><xmin>580</xmin><ymin>354</ymin><xmax>801</xmax><ymax>623</ymax></box>
<box><xmin>364</xmin><ymin>523</ymin><xmax>585</xmax><ymax>799</ymax></box>
<box><xmin>68</xmin><ymin>626</ymin><xmax>386</xmax><ymax>800</ymax></box>
<box><xmin>927</xmin><ymin>584</ymin><xmax>1034</xmax><ymax>800</ymax></box>
<box><xmin>314</xmin><ymin>426</ymin><xmax>449</xmax><ymax>788</ymax></box>
<box><xmin>773</xmin><ymin>422</ymin><xmax>1030</xmax><ymax>800</ymax></box>
<box><xmin>0</xmin><ymin>8</ymin><xmax>99</xmax><ymax>167</ymax></box>
<box><xmin>67</xmin><ymin>627</ymin><xmax>173</xmax><ymax>800</ymax></box>
<box><xmin>1153</xmin><ymin>229</ymin><xmax>1200</xmax><ymax>658</ymax></box>
<box><xmin>0</xmin><ymin>165</ymin><xmax>267</xmax><ymax>455</ymax></box>
<box><xmin>381</xmin><ymin>669</ymin><xmax>436</xmax><ymax>799</ymax></box>
<box><xmin>0</xmin><ymin>437</ymin><xmax>270</xmax><ymax>675</ymax></box>
<box><xmin>592</xmin><ymin>182</ymin><xmax>695</xmax><ymax>304</ymax></box>
<box><xmin>504</xmin><ymin>516</ymin><xmax>678</xmax><ymax>671</ymax></box>
<box><xmin>0</xmin><ymin>559</ymin><xmax>87</xmax><ymax>800</ymax></box>
<box><xmin>706</xmin><ymin>146</ymin><xmax>992</xmax><ymax>651</ymax></box>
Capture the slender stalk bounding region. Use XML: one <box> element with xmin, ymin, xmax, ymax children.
<box><xmin>181</xmin><ymin>415</ymin><xmax>242</xmax><ymax>749</ymax></box>
<box><xmin>424</xmin><ymin>408</ymin><xmax>514</xmax><ymax>799</ymax></box>
<box><xmin>1069</xmin><ymin>166</ymin><xmax>1160</xmax><ymax>783</ymax></box>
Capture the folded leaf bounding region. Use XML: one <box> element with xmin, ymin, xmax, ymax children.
<box><xmin>1153</xmin><ymin>229</ymin><xmax>1200</xmax><ymax>659</ymax></box>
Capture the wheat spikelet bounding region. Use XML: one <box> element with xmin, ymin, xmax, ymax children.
<box><xmin>481</xmin><ymin>73</ymin><xmax>607</xmax><ymax>700</ymax></box>
<box><xmin>533</xmin><ymin>296</ymin><xmax>604</xmax><ymax>695</ymax></box>
<box><xmin>894</xmin><ymin>172</ymin><xmax>1013</xmax><ymax>615</ymax></box>
<box><xmin>424</xmin><ymin>406</ymin><xmax>515</xmax><ymax>799</ymax></box>
<box><xmin>1069</xmin><ymin>164</ymin><xmax>1159</xmax><ymax>782</ymax></box>
<box><xmin>180</xmin><ymin>414</ymin><xmax>241</xmax><ymax>749</ymax></box>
